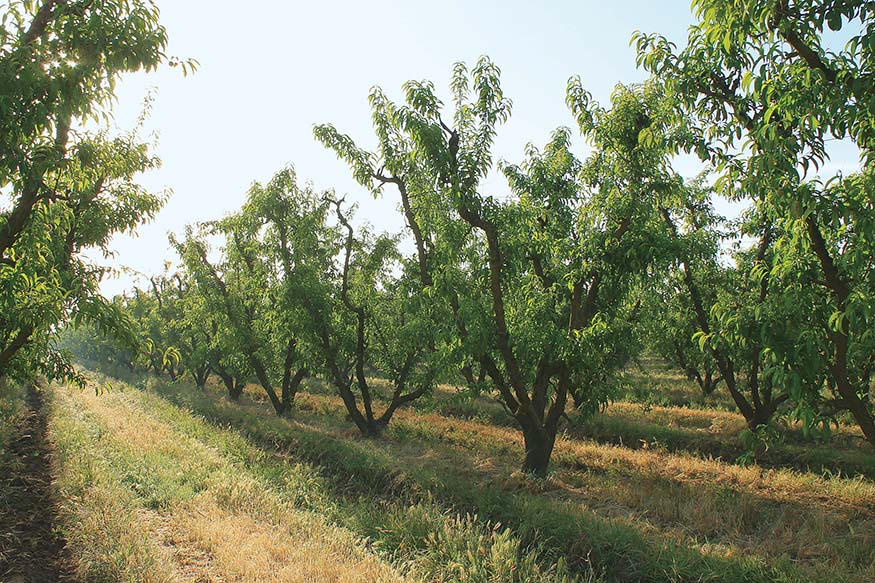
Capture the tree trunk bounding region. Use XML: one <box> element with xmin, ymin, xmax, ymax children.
<box><xmin>250</xmin><ymin>359</ymin><xmax>285</xmax><ymax>416</ymax></box>
<box><xmin>521</xmin><ymin>425</ymin><xmax>555</xmax><ymax>478</ymax></box>
<box><xmin>191</xmin><ymin>365</ymin><xmax>210</xmax><ymax>390</ymax></box>
<box><xmin>362</xmin><ymin>418</ymin><xmax>385</xmax><ymax>438</ymax></box>
<box><xmin>460</xmin><ymin>364</ymin><xmax>477</xmax><ymax>388</ymax></box>
<box><xmin>214</xmin><ymin>367</ymin><xmax>243</xmax><ymax>401</ymax></box>
<box><xmin>830</xmin><ymin>334</ymin><xmax>875</xmax><ymax>448</ymax></box>
<box><xmin>748</xmin><ymin>405</ymin><xmax>774</xmax><ymax>432</ymax></box>
<box><xmin>281</xmin><ymin>368</ymin><xmax>307</xmax><ymax>414</ymax></box>
<box><xmin>805</xmin><ymin>216</ymin><xmax>875</xmax><ymax>448</ymax></box>
<box><xmin>701</xmin><ymin>369</ymin><xmax>719</xmax><ymax>396</ymax></box>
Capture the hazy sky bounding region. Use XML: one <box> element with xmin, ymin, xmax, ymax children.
<box><xmin>95</xmin><ymin>0</ymin><xmax>850</xmax><ymax>295</ymax></box>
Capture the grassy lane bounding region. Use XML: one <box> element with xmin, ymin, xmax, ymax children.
<box><xmin>383</xmin><ymin>403</ymin><xmax>875</xmax><ymax>578</ymax></box>
<box><xmin>392</xmin><ymin>377</ymin><xmax>875</xmax><ymax>478</ymax></box>
<box><xmin>49</xmin><ymin>384</ymin><xmax>177</xmax><ymax>582</ymax></box>
<box><xmin>298</xmin><ymin>392</ymin><xmax>875</xmax><ymax>583</ymax></box>
<box><xmin>48</xmin><ymin>383</ymin><xmax>408</xmax><ymax>582</ymax></box>
<box><xmin>51</xmin><ymin>376</ymin><xmax>595</xmax><ymax>583</ymax></box>
<box><xmin>104</xmin><ymin>368</ymin><xmax>875</xmax><ymax>583</ymax></box>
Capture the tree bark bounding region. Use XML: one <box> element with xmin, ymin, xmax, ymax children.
<box><xmin>216</xmin><ymin>369</ymin><xmax>243</xmax><ymax>401</ymax></box>
<box><xmin>805</xmin><ymin>216</ymin><xmax>875</xmax><ymax>448</ymax></box>
<box><xmin>250</xmin><ymin>358</ymin><xmax>284</xmax><ymax>416</ymax></box>
<box><xmin>0</xmin><ymin>326</ymin><xmax>34</xmax><ymax>372</ymax></box>
<box><xmin>521</xmin><ymin>425</ymin><xmax>554</xmax><ymax>479</ymax></box>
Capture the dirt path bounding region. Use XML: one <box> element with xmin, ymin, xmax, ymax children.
<box><xmin>0</xmin><ymin>384</ymin><xmax>78</xmax><ymax>583</ymax></box>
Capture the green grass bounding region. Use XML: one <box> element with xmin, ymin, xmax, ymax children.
<box><xmin>118</xmin><ymin>370</ymin><xmax>817</xmax><ymax>583</ymax></box>
<box><xmin>0</xmin><ymin>379</ymin><xmax>26</xmax><ymax>454</ymax></box>
<box><xmin>307</xmin><ymin>365</ymin><xmax>875</xmax><ymax>479</ymax></box>
<box><xmin>74</xmin><ymin>359</ymin><xmax>875</xmax><ymax>583</ymax></box>
<box><xmin>53</xmin><ymin>371</ymin><xmax>599</xmax><ymax>583</ymax></box>
<box><xmin>48</xmin><ymin>386</ymin><xmax>177</xmax><ymax>583</ymax></box>
<box><xmin>574</xmin><ymin>403</ymin><xmax>875</xmax><ymax>478</ymax></box>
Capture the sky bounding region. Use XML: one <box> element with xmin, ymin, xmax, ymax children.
<box><xmin>95</xmin><ymin>0</ymin><xmax>853</xmax><ymax>296</ymax></box>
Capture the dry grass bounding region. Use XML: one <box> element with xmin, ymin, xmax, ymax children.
<box><xmin>49</xmin><ymin>385</ymin><xmax>406</xmax><ymax>583</ymax></box>
<box><xmin>174</xmin><ymin>497</ymin><xmax>400</xmax><ymax>583</ymax></box>
<box><xmin>299</xmin><ymin>390</ymin><xmax>875</xmax><ymax>511</ymax></box>
<box><xmin>48</xmin><ymin>388</ymin><xmax>179</xmax><ymax>583</ymax></box>
<box><xmin>71</xmin><ymin>360</ymin><xmax>875</xmax><ymax>582</ymax></box>
<box><xmin>285</xmin><ymin>389</ymin><xmax>875</xmax><ymax>582</ymax></box>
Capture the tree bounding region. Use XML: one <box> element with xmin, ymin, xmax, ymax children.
<box><xmin>57</xmin><ymin>296</ymin><xmax>138</xmax><ymax>373</ymax></box>
<box><xmin>318</xmin><ymin>59</ymin><xmax>676</xmax><ymax>476</ymax></box>
<box><xmin>184</xmin><ymin>282</ymin><xmax>250</xmax><ymax>400</ymax></box>
<box><xmin>310</xmin><ymin>198</ymin><xmax>440</xmax><ymax>437</ymax></box>
<box><xmin>638</xmin><ymin>180</ymin><xmax>724</xmax><ymax>396</ymax></box>
<box><xmin>663</xmin><ymin>195</ymin><xmax>820</xmax><ymax>429</ymax></box>
<box><xmin>145</xmin><ymin>269</ymin><xmax>213</xmax><ymax>388</ymax></box>
<box><xmin>0</xmin><ymin>0</ymin><xmax>193</xmax><ymax>382</ymax></box>
<box><xmin>0</xmin><ymin>129</ymin><xmax>165</xmax><ymax>382</ymax></box>
<box><xmin>173</xmin><ymin>166</ymin><xmax>440</xmax><ymax>432</ymax></box>
<box><xmin>635</xmin><ymin>0</ymin><xmax>875</xmax><ymax>445</ymax></box>
<box><xmin>175</xmin><ymin>218</ymin><xmax>306</xmax><ymax>417</ymax></box>
<box><xmin>174</xmin><ymin>169</ymin><xmax>351</xmax><ymax>416</ymax></box>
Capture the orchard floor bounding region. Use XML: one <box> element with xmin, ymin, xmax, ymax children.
<box><xmin>1</xmin><ymin>362</ymin><xmax>874</xmax><ymax>582</ymax></box>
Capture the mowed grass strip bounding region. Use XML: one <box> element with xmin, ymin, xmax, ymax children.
<box><xmin>48</xmin><ymin>385</ymin><xmax>178</xmax><ymax>582</ymax></box>
<box><xmin>290</xmin><ymin>387</ymin><xmax>875</xmax><ymax>519</ymax></box>
<box><xmin>48</xmin><ymin>383</ymin><xmax>407</xmax><ymax>583</ymax></box>
<box><xmin>304</xmin><ymin>369</ymin><xmax>875</xmax><ymax>479</ymax></box>
<box><xmin>63</xmin><ymin>372</ymin><xmax>598</xmax><ymax>583</ymax></box>
<box><xmin>116</xmin><ymin>370</ymin><xmax>852</xmax><ymax>583</ymax></box>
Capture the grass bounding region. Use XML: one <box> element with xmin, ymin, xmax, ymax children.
<box><xmin>48</xmin><ymin>386</ymin><xmax>178</xmax><ymax>582</ymax></box>
<box><xmin>48</xmin><ymin>381</ymin><xmax>409</xmax><ymax>582</ymax></box>
<box><xmin>304</xmin><ymin>366</ymin><xmax>875</xmax><ymax>478</ymax></box>
<box><xmin>98</xmin><ymin>368</ymin><xmax>869</xmax><ymax>583</ymax></box>
<box><xmin>63</xmin><ymin>359</ymin><xmax>875</xmax><ymax>582</ymax></box>
<box><xmin>0</xmin><ymin>379</ymin><xmax>26</xmax><ymax>452</ymax></box>
<box><xmin>47</xmin><ymin>373</ymin><xmax>598</xmax><ymax>582</ymax></box>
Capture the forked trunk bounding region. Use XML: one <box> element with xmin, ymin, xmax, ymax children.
<box><xmin>698</xmin><ymin>369</ymin><xmax>721</xmax><ymax>396</ymax></box>
<box><xmin>250</xmin><ymin>358</ymin><xmax>286</xmax><ymax>416</ymax></box>
<box><xmin>216</xmin><ymin>369</ymin><xmax>242</xmax><ymax>400</ymax></box>
<box><xmin>280</xmin><ymin>367</ymin><xmax>307</xmax><ymax>415</ymax></box>
<box><xmin>747</xmin><ymin>407</ymin><xmax>775</xmax><ymax>432</ymax></box>
<box><xmin>192</xmin><ymin>365</ymin><xmax>210</xmax><ymax>390</ymax></box>
<box><xmin>268</xmin><ymin>394</ymin><xmax>285</xmax><ymax>417</ymax></box>
<box><xmin>361</xmin><ymin>418</ymin><xmax>386</xmax><ymax>438</ymax></box>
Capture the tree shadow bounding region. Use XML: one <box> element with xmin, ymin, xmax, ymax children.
<box><xmin>0</xmin><ymin>385</ymin><xmax>79</xmax><ymax>583</ymax></box>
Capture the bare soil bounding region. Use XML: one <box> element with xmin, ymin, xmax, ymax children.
<box><xmin>0</xmin><ymin>385</ymin><xmax>78</xmax><ymax>583</ymax></box>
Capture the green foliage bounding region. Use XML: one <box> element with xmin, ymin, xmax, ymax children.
<box><xmin>319</xmin><ymin>60</ymin><xmax>686</xmax><ymax>475</ymax></box>
<box><xmin>0</xmin><ymin>0</ymin><xmax>193</xmax><ymax>383</ymax></box>
<box><xmin>172</xmin><ymin>170</ymin><xmax>326</xmax><ymax>414</ymax></box>
<box><xmin>635</xmin><ymin>0</ymin><xmax>875</xmax><ymax>445</ymax></box>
